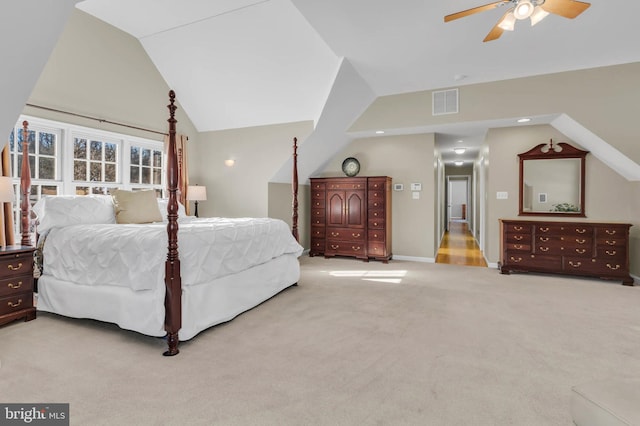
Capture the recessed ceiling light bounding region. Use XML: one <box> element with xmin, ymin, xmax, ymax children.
<box><xmin>375</xmin><ymin>130</ymin><xmax>385</xmax><ymax>134</ymax></box>
<box><xmin>455</xmin><ymin>161</ymin><xmax>464</xmax><ymax>166</ymax></box>
<box><xmin>454</xmin><ymin>148</ymin><xmax>466</xmax><ymax>154</ymax></box>
<box><xmin>517</xmin><ymin>118</ymin><xmax>531</xmax><ymax>123</ymax></box>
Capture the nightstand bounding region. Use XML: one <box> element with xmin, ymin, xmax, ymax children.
<box><xmin>0</xmin><ymin>246</ymin><xmax>36</xmax><ymax>326</ymax></box>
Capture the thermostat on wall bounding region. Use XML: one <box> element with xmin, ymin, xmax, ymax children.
<box><xmin>393</xmin><ymin>183</ymin><xmax>404</xmax><ymax>191</ymax></box>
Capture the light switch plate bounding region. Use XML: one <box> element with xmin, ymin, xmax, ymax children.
<box><xmin>412</xmin><ymin>192</ymin><xmax>420</xmax><ymax>199</ymax></box>
<box><xmin>496</xmin><ymin>191</ymin><xmax>508</xmax><ymax>199</ymax></box>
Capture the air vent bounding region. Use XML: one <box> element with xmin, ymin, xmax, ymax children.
<box><xmin>432</xmin><ymin>88</ymin><xmax>459</xmax><ymax>116</ymax></box>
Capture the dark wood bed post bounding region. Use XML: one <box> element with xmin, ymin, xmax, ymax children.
<box><xmin>292</xmin><ymin>137</ymin><xmax>299</xmax><ymax>242</ymax></box>
<box><xmin>164</xmin><ymin>90</ymin><xmax>182</xmax><ymax>356</ymax></box>
<box><xmin>20</xmin><ymin>121</ymin><xmax>32</xmax><ymax>246</ymax></box>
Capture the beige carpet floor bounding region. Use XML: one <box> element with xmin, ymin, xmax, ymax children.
<box><xmin>1</xmin><ymin>256</ymin><xmax>639</xmax><ymax>425</ymax></box>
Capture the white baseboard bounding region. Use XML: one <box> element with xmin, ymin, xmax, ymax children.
<box><xmin>487</xmin><ymin>262</ymin><xmax>499</xmax><ymax>269</ymax></box>
<box><xmin>393</xmin><ymin>255</ymin><xmax>435</xmax><ymax>263</ymax></box>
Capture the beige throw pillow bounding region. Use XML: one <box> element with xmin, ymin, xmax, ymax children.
<box><xmin>112</xmin><ymin>189</ymin><xmax>163</xmax><ymax>224</ymax></box>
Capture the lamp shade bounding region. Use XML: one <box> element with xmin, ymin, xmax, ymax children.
<box><xmin>0</xmin><ymin>176</ymin><xmax>15</xmax><ymax>203</ymax></box>
<box><xmin>187</xmin><ymin>185</ymin><xmax>207</xmax><ymax>201</ymax></box>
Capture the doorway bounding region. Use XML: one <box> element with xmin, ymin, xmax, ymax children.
<box><xmin>447</xmin><ymin>176</ymin><xmax>468</xmax><ymax>225</ymax></box>
<box><xmin>437</xmin><ymin>174</ymin><xmax>487</xmax><ymax>267</ymax></box>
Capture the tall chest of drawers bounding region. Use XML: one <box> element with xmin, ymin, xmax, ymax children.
<box><xmin>310</xmin><ymin>176</ymin><xmax>392</xmax><ymax>262</ymax></box>
<box><xmin>499</xmin><ymin>220</ymin><xmax>633</xmax><ymax>285</ymax></box>
<box><xmin>0</xmin><ymin>246</ymin><xmax>36</xmax><ymax>326</ymax></box>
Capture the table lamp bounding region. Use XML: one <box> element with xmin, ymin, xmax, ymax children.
<box><xmin>186</xmin><ymin>185</ymin><xmax>207</xmax><ymax>217</ymax></box>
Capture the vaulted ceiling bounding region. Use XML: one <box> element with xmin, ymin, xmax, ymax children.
<box><xmin>52</xmin><ymin>1</ymin><xmax>640</xmax><ymax>166</ymax></box>
<box><xmin>77</xmin><ymin>0</ymin><xmax>640</xmax><ymax>127</ymax></box>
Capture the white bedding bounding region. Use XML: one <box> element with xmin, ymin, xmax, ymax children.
<box><xmin>41</xmin><ymin>217</ymin><xmax>303</xmax><ymax>291</ymax></box>
<box><xmin>37</xmin><ymin>216</ymin><xmax>303</xmax><ymax>340</ymax></box>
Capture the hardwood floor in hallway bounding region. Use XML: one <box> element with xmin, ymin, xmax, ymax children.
<box><xmin>436</xmin><ymin>221</ymin><xmax>487</xmax><ymax>267</ymax></box>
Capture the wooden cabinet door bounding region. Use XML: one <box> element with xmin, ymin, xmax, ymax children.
<box><xmin>345</xmin><ymin>190</ymin><xmax>365</xmax><ymax>227</ymax></box>
<box><xmin>327</xmin><ymin>190</ymin><xmax>346</xmax><ymax>226</ymax></box>
<box><xmin>327</xmin><ymin>189</ymin><xmax>365</xmax><ymax>228</ymax></box>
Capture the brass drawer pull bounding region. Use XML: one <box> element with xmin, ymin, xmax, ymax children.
<box><xmin>352</xmin><ymin>233</ymin><xmax>361</xmax><ymax>238</ymax></box>
<box><xmin>606</xmin><ymin>240</ymin><xmax>616</xmax><ymax>246</ymax></box>
<box><xmin>8</xmin><ymin>281</ymin><xmax>23</xmax><ymax>289</ymax></box>
<box><xmin>539</xmin><ymin>237</ymin><xmax>549</xmax><ymax>242</ymax></box>
<box><xmin>514</xmin><ymin>244</ymin><xmax>522</xmax><ymax>249</ymax></box>
<box><xmin>514</xmin><ymin>226</ymin><xmax>523</xmax><ymax>231</ymax></box>
<box><xmin>331</xmin><ymin>232</ymin><xmax>340</xmax><ymax>237</ymax></box>
<box><xmin>352</xmin><ymin>246</ymin><xmax>361</xmax><ymax>251</ymax></box>
<box><xmin>605</xmin><ymin>250</ymin><xmax>617</xmax><ymax>256</ymax></box>
<box><xmin>373</xmin><ymin>223</ymin><xmax>378</xmax><ymax>227</ymax></box>
<box><xmin>539</xmin><ymin>227</ymin><xmax>549</xmax><ymax>233</ymax></box>
<box><xmin>606</xmin><ymin>264</ymin><xmax>621</xmax><ymax>270</ymax></box>
<box><xmin>568</xmin><ymin>261</ymin><xmax>582</xmax><ymax>268</ymax></box>
<box><xmin>576</xmin><ymin>239</ymin><xmax>586</xmax><ymax>244</ymax></box>
<box><xmin>331</xmin><ymin>245</ymin><xmax>339</xmax><ymax>250</ymax></box>
<box><xmin>575</xmin><ymin>248</ymin><xmax>586</xmax><ymax>254</ymax></box>
<box><xmin>539</xmin><ymin>247</ymin><xmax>549</xmax><ymax>252</ymax></box>
<box><xmin>605</xmin><ymin>229</ymin><xmax>616</xmax><ymax>235</ymax></box>
<box><xmin>576</xmin><ymin>228</ymin><xmax>587</xmax><ymax>234</ymax></box>
<box><xmin>8</xmin><ymin>299</ymin><xmax>23</xmax><ymax>308</ymax></box>
<box><xmin>7</xmin><ymin>262</ymin><xmax>23</xmax><ymax>271</ymax></box>
<box><xmin>509</xmin><ymin>256</ymin><xmax>522</xmax><ymax>263</ymax></box>
<box><xmin>514</xmin><ymin>235</ymin><xmax>523</xmax><ymax>241</ymax></box>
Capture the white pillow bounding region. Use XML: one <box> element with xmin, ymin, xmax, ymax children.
<box><xmin>157</xmin><ymin>198</ymin><xmax>188</xmax><ymax>222</ymax></box>
<box><xmin>33</xmin><ymin>195</ymin><xmax>116</xmax><ymax>233</ymax></box>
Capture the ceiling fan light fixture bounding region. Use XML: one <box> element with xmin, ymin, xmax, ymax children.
<box><xmin>530</xmin><ymin>6</ymin><xmax>550</xmax><ymax>26</ymax></box>
<box><xmin>513</xmin><ymin>0</ymin><xmax>534</xmax><ymax>20</ymax></box>
<box><xmin>498</xmin><ymin>10</ymin><xmax>516</xmax><ymax>31</ymax></box>
<box><xmin>454</xmin><ymin>148</ymin><xmax>466</xmax><ymax>154</ymax></box>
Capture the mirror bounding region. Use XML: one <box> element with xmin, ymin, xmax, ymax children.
<box><xmin>519</xmin><ymin>140</ymin><xmax>588</xmax><ymax>217</ymax></box>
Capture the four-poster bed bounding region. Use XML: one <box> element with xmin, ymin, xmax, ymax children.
<box><xmin>18</xmin><ymin>91</ymin><xmax>302</xmax><ymax>356</ymax></box>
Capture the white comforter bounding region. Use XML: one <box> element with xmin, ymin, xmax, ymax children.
<box><xmin>41</xmin><ymin>217</ymin><xmax>303</xmax><ymax>291</ymax></box>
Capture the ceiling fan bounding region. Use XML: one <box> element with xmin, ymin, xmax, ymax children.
<box><xmin>444</xmin><ymin>0</ymin><xmax>591</xmax><ymax>42</ymax></box>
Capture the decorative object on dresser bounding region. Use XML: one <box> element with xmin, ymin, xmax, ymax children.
<box><xmin>309</xmin><ymin>176</ymin><xmax>392</xmax><ymax>263</ymax></box>
<box><xmin>0</xmin><ymin>246</ymin><xmax>36</xmax><ymax>326</ymax></box>
<box><xmin>518</xmin><ymin>139</ymin><xmax>588</xmax><ymax>217</ymax></box>
<box><xmin>499</xmin><ymin>219</ymin><xmax>633</xmax><ymax>286</ymax></box>
<box><xmin>341</xmin><ymin>157</ymin><xmax>360</xmax><ymax>177</ymax></box>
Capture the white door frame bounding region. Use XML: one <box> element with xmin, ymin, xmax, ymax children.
<box><xmin>446</xmin><ymin>175</ymin><xmax>470</xmax><ymax>229</ymax></box>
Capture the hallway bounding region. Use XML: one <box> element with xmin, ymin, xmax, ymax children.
<box><xmin>435</xmin><ymin>221</ymin><xmax>487</xmax><ymax>267</ymax></box>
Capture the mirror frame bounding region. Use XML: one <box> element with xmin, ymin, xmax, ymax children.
<box><xmin>518</xmin><ymin>140</ymin><xmax>589</xmax><ymax>217</ymax></box>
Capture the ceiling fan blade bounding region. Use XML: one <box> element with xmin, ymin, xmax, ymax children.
<box><xmin>540</xmin><ymin>0</ymin><xmax>590</xmax><ymax>19</ymax></box>
<box><xmin>483</xmin><ymin>9</ymin><xmax>512</xmax><ymax>42</ymax></box>
<box><xmin>444</xmin><ymin>1</ymin><xmax>509</xmax><ymax>22</ymax></box>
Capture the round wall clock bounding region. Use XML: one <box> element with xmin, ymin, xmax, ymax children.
<box><xmin>341</xmin><ymin>157</ymin><xmax>360</xmax><ymax>177</ymax></box>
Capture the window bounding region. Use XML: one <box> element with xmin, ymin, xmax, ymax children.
<box><xmin>72</xmin><ymin>135</ymin><xmax>119</xmax><ymax>195</ymax></box>
<box><xmin>8</xmin><ymin>116</ymin><xmax>165</xmax><ymax>232</ymax></box>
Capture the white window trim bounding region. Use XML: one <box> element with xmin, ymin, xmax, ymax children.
<box><xmin>16</xmin><ymin>114</ymin><xmax>165</xmax><ymax>195</ymax></box>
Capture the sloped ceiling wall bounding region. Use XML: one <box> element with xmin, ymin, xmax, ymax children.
<box><xmin>0</xmin><ymin>0</ymin><xmax>78</xmax><ymax>143</ymax></box>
